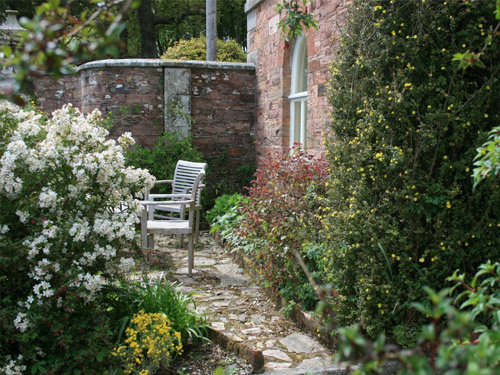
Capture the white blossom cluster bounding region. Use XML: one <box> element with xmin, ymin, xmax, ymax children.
<box><xmin>0</xmin><ymin>102</ymin><xmax>155</xmax><ymax>335</ymax></box>
<box><xmin>0</xmin><ymin>355</ymin><xmax>26</xmax><ymax>375</ymax></box>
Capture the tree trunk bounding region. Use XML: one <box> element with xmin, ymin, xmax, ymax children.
<box><xmin>206</xmin><ymin>0</ymin><xmax>217</xmax><ymax>61</ymax></box>
<box><xmin>138</xmin><ymin>0</ymin><xmax>157</xmax><ymax>57</ymax></box>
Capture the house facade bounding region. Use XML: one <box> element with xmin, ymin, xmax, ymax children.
<box><xmin>245</xmin><ymin>0</ymin><xmax>350</xmax><ymax>160</ymax></box>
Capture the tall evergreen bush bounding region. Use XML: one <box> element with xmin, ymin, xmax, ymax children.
<box><xmin>324</xmin><ymin>0</ymin><xmax>500</xmax><ymax>340</ymax></box>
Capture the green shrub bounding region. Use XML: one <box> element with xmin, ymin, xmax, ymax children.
<box><xmin>125</xmin><ymin>132</ymin><xmax>205</xmax><ymax>194</ymax></box>
<box><xmin>335</xmin><ymin>261</ymin><xmax>500</xmax><ymax>375</ymax></box>
<box><xmin>324</xmin><ymin>0</ymin><xmax>500</xmax><ymax>340</ymax></box>
<box><xmin>161</xmin><ymin>36</ymin><xmax>247</xmax><ymax>62</ymax></box>
<box><xmin>236</xmin><ymin>148</ymin><xmax>329</xmax><ymax>309</ymax></box>
<box><xmin>206</xmin><ymin>193</ymin><xmax>247</xmax><ymax>226</ymax></box>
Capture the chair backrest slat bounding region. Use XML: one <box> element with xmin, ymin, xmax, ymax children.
<box><xmin>172</xmin><ymin>160</ymin><xmax>207</xmax><ymax>204</ymax></box>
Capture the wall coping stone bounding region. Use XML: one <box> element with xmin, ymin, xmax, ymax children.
<box><xmin>244</xmin><ymin>0</ymin><xmax>265</xmax><ymax>14</ymax></box>
<box><xmin>78</xmin><ymin>59</ymin><xmax>255</xmax><ymax>72</ymax></box>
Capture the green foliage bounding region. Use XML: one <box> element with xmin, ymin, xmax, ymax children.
<box><xmin>153</xmin><ymin>0</ymin><xmax>247</xmax><ymax>56</ymax></box>
<box><xmin>335</xmin><ymin>261</ymin><xmax>500</xmax><ymax>375</ymax></box>
<box><xmin>0</xmin><ymin>0</ymin><xmax>138</xmax><ymax>104</ymax></box>
<box><xmin>324</xmin><ymin>0</ymin><xmax>500</xmax><ymax>339</ymax></box>
<box><xmin>104</xmin><ymin>275</ymin><xmax>208</xmax><ymax>345</ymax></box>
<box><xmin>274</xmin><ymin>0</ymin><xmax>318</xmax><ymax>44</ymax></box>
<box><xmin>160</xmin><ymin>36</ymin><xmax>247</xmax><ymax>62</ymax></box>
<box><xmin>473</xmin><ymin>125</ymin><xmax>500</xmax><ymax>188</ymax></box>
<box><xmin>236</xmin><ymin>148</ymin><xmax>329</xmax><ymax>309</ymax></box>
<box><xmin>207</xmin><ymin>193</ymin><xmax>248</xmax><ymax>245</ymax></box>
<box><xmin>125</xmin><ymin>131</ymin><xmax>205</xmax><ymax>194</ymax></box>
<box><xmin>453</xmin><ymin>0</ymin><xmax>500</xmax><ymax>69</ymax></box>
<box><xmin>206</xmin><ymin>193</ymin><xmax>247</xmax><ymax>226</ymax></box>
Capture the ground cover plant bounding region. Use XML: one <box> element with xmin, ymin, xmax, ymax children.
<box><xmin>0</xmin><ymin>102</ymin><xmax>154</xmax><ymax>374</ymax></box>
<box><xmin>207</xmin><ymin>193</ymin><xmax>248</xmax><ymax>234</ymax></box>
<box><xmin>323</xmin><ymin>0</ymin><xmax>500</xmax><ymax>342</ymax></box>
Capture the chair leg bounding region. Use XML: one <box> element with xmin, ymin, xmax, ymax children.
<box><xmin>147</xmin><ymin>233</ymin><xmax>155</xmax><ymax>249</ymax></box>
<box><xmin>187</xmin><ymin>234</ymin><xmax>194</xmax><ymax>277</ymax></box>
<box><xmin>178</xmin><ymin>234</ymin><xmax>184</xmax><ymax>248</ymax></box>
<box><xmin>146</xmin><ymin>234</ymin><xmax>154</xmax><ymax>266</ymax></box>
<box><xmin>195</xmin><ymin>210</ymin><xmax>201</xmax><ymax>243</ymax></box>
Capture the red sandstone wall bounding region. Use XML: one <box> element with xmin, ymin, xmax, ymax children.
<box><xmin>34</xmin><ymin>74</ymin><xmax>81</xmax><ymax>113</ymax></box>
<box><xmin>247</xmin><ymin>0</ymin><xmax>350</xmax><ymax>160</ymax></box>
<box><xmin>191</xmin><ymin>68</ymin><xmax>256</xmax><ymax>172</ymax></box>
<box><xmin>79</xmin><ymin>67</ymin><xmax>164</xmax><ymax>149</ymax></box>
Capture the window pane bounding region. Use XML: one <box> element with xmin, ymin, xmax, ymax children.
<box><xmin>300</xmin><ymin>47</ymin><xmax>308</xmax><ymax>93</ymax></box>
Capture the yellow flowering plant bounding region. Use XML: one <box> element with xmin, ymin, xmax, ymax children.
<box><xmin>325</xmin><ymin>0</ymin><xmax>500</xmax><ymax>343</ymax></box>
<box><xmin>112</xmin><ymin>310</ymin><xmax>183</xmax><ymax>375</ymax></box>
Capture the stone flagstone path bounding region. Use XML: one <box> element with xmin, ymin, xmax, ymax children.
<box><xmin>148</xmin><ymin>233</ymin><xmax>340</xmax><ymax>374</ymax></box>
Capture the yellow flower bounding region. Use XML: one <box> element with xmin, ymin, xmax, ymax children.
<box><xmin>419</xmin><ymin>258</ymin><xmax>425</xmax><ymax>263</ymax></box>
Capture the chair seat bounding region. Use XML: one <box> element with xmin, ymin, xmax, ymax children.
<box><xmin>147</xmin><ymin>220</ymin><xmax>192</xmax><ymax>235</ymax></box>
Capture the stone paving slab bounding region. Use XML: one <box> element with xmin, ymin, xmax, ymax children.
<box><xmin>150</xmin><ymin>233</ymin><xmax>337</xmax><ymax>373</ymax></box>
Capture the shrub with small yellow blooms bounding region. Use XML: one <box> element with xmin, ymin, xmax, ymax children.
<box><xmin>113</xmin><ymin>311</ymin><xmax>183</xmax><ymax>374</ymax></box>
<box><xmin>325</xmin><ymin>0</ymin><xmax>500</xmax><ymax>344</ymax></box>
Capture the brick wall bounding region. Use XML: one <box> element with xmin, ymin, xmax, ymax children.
<box><xmin>191</xmin><ymin>68</ymin><xmax>256</xmax><ymax>172</ymax></box>
<box><xmin>79</xmin><ymin>65</ymin><xmax>164</xmax><ymax>149</ymax></box>
<box><xmin>245</xmin><ymin>0</ymin><xmax>350</xmax><ymax>160</ymax></box>
<box><xmin>32</xmin><ymin>60</ymin><xmax>256</xmax><ymax>187</ymax></box>
<box><xmin>34</xmin><ymin>74</ymin><xmax>81</xmax><ymax>113</ymax></box>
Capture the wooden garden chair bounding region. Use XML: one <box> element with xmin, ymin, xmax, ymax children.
<box><xmin>140</xmin><ymin>170</ymin><xmax>205</xmax><ymax>277</ymax></box>
<box><xmin>145</xmin><ymin>160</ymin><xmax>207</xmax><ymax>246</ymax></box>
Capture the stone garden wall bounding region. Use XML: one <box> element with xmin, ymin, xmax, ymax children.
<box><xmin>34</xmin><ymin>74</ymin><xmax>81</xmax><ymax>114</ymax></box>
<box><xmin>33</xmin><ymin>59</ymin><xmax>256</xmax><ymax>181</ymax></box>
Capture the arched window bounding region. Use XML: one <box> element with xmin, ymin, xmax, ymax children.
<box><xmin>289</xmin><ymin>33</ymin><xmax>308</xmax><ymax>149</ymax></box>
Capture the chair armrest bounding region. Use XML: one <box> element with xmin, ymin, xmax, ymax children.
<box><xmin>148</xmin><ymin>193</ymin><xmax>191</xmax><ymax>199</ymax></box>
<box><xmin>140</xmin><ymin>199</ymin><xmax>195</xmax><ymax>207</ymax></box>
<box><xmin>144</xmin><ymin>180</ymin><xmax>174</xmax><ymax>199</ymax></box>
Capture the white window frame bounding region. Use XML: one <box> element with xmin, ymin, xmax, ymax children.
<box><xmin>288</xmin><ymin>33</ymin><xmax>308</xmax><ymax>149</ymax></box>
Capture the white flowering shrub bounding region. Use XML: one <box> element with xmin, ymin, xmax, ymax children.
<box><xmin>0</xmin><ymin>102</ymin><xmax>154</xmax><ymax>374</ymax></box>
